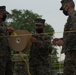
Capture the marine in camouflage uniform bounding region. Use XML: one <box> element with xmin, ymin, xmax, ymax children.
<box><xmin>29</xmin><ymin>18</ymin><xmax>52</xmax><ymax>75</ymax></box>
<box><xmin>0</xmin><ymin>6</ymin><xmax>14</xmax><ymax>75</ymax></box>
<box><xmin>60</xmin><ymin>0</ymin><xmax>76</xmax><ymax>75</ymax></box>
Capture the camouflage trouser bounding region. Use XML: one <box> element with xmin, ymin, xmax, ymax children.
<box><xmin>13</xmin><ymin>62</ymin><xmax>28</xmax><ymax>75</ymax></box>
<box><xmin>29</xmin><ymin>64</ymin><xmax>51</xmax><ymax>75</ymax></box>
<box><xmin>29</xmin><ymin>56</ymin><xmax>51</xmax><ymax>75</ymax></box>
<box><xmin>63</xmin><ymin>51</ymin><xmax>76</xmax><ymax>75</ymax></box>
<box><xmin>0</xmin><ymin>56</ymin><xmax>13</xmax><ymax>75</ymax></box>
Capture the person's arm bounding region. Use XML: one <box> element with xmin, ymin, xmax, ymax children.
<box><xmin>30</xmin><ymin>36</ymin><xmax>36</xmax><ymax>44</ymax></box>
<box><xmin>52</xmin><ymin>38</ymin><xmax>64</xmax><ymax>46</ymax></box>
<box><xmin>30</xmin><ymin>35</ymin><xmax>42</xmax><ymax>44</ymax></box>
<box><xmin>0</xmin><ymin>25</ymin><xmax>14</xmax><ymax>34</ymax></box>
<box><xmin>45</xmin><ymin>35</ymin><xmax>52</xmax><ymax>53</ymax></box>
<box><xmin>6</xmin><ymin>26</ymin><xmax>14</xmax><ymax>34</ymax></box>
<box><xmin>0</xmin><ymin>25</ymin><xmax>6</xmax><ymax>32</ymax></box>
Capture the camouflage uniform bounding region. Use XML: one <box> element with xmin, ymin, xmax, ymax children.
<box><xmin>0</xmin><ymin>6</ymin><xmax>13</xmax><ymax>75</ymax></box>
<box><xmin>0</xmin><ymin>24</ymin><xmax>13</xmax><ymax>75</ymax></box>
<box><xmin>29</xmin><ymin>34</ymin><xmax>52</xmax><ymax>75</ymax></box>
<box><xmin>61</xmin><ymin>1</ymin><xmax>76</xmax><ymax>74</ymax></box>
<box><xmin>12</xmin><ymin>54</ymin><xmax>28</xmax><ymax>75</ymax></box>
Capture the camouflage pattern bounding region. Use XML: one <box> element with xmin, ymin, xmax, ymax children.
<box><xmin>60</xmin><ymin>0</ymin><xmax>74</xmax><ymax>10</ymax></box>
<box><xmin>62</xmin><ymin>10</ymin><xmax>76</xmax><ymax>53</ymax></box>
<box><xmin>0</xmin><ymin>6</ymin><xmax>9</xmax><ymax>14</ymax></box>
<box><xmin>29</xmin><ymin>33</ymin><xmax>52</xmax><ymax>75</ymax></box>
<box><xmin>0</xmin><ymin>24</ymin><xmax>13</xmax><ymax>75</ymax></box>
<box><xmin>12</xmin><ymin>54</ymin><xmax>28</xmax><ymax>75</ymax></box>
<box><xmin>62</xmin><ymin>10</ymin><xmax>76</xmax><ymax>75</ymax></box>
<box><xmin>63</xmin><ymin>51</ymin><xmax>76</xmax><ymax>75</ymax></box>
<box><xmin>61</xmin><ymin>0</ymin><xmax>73</xmax><ymax>5</ymax></box>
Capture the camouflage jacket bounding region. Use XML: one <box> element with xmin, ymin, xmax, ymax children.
<box><xmin>0</xmin><ymin>24</ymin><xmax>11</xmax><ymax>56</ymax></box>
<box><xmin>62</xmin><ymin>10</ymin><xmax>76</xmax><ymax>53</ymax></box>
<box><xmin>30</xmin><ymin>33</ymin><xmax>52</xmax><ymax>58</ymax></box>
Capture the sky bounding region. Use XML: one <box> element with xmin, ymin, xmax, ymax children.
<box><xmin>0</xmin><ymin>0</ymin><xmax>76</xmax><ymax>61</ymax></box>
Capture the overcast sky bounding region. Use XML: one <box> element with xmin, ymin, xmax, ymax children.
<box><xmin>0</xmin><ymin>0</ymin><xmax>69</xmax><ymax>37</ymax></box>
<box><xmin>0</xmin><ymin>0</ymin><xmax>76</xmax><ymax>61</ymax></box>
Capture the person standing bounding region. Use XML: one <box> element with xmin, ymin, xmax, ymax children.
<box><xmin>0</xmin><ymin>6</ymin><xmax>14</xmax><ymax>75</ymax></box>
<box><xmin>53</xmin><ymin>0</ymin><xmax>76</xmax><ymax>75</ymax></box>
<box><xmin>29</xmin><ymin>18</ymin><xmax>52</xmax><ymax>75</ymax></box>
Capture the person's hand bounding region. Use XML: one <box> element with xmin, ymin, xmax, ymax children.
<box><xmin>52</xmin><ymin>38</ymin><xmax>63</xmax><ymax>46</ymax></box>
<box><xmin>30</xmin><ymin>36</ymin><xmax>36</xmax><ymax>43</ymax></box>
<box><xmin>6</xmin><ymin>27</ymin><xmax>14</xmax><ymax>33</ymax></box>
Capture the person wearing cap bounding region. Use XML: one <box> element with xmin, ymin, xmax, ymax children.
<box><xmin>0</xmin><ymin>6</ymin><xmax>14</xmax><ymax>75</ymax></box>
<box><xmin>52</xmin><ymin>0</ymin><xmax>76</xmax><ymax>75</ymax></box>
<box><xmin>29</xmin><ymin>18</ymin><xmax>52</xmax><ymax>75</ymax></box>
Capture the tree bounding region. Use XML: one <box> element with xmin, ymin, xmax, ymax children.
<box><xmin>6</xmin><ymin>9</ymin><xmax>41</xmax><ymax>33</ymax></box>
